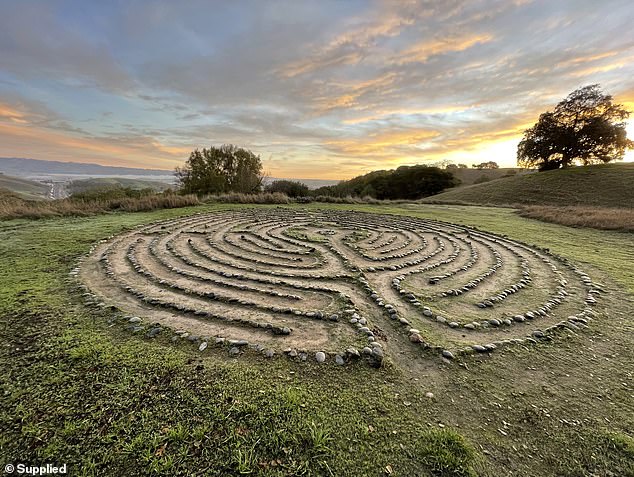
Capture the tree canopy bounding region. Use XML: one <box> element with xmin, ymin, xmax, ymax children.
<box><xmin>313</xmin><ymin>165</ymin><xmax>457</xmax><ymax>200</ymax></box>
<box><xmin>473</xmin><ymin>161</ymin><xmax>499</xmax><ymax>169</ymax></box>
<box><xmin>176</xmin><ymin>145</ymin><xmax>263</xmax><ymax>194</ymax></box>
<box><xmin>517</xmin><ymin>84</ymin><xmax>632</xmax><ymax>171</ymax></box>
<box><xmin>264</xmin><ymin>180</ymin><xmax>309</xmax><ymax>197</ymax></box>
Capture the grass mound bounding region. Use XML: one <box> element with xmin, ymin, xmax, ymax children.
<box><xmin>424</xmin><ymin>163</ymin><xmax>634</xmax><ymax>208</ymax></box>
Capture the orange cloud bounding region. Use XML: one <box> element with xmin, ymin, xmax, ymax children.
<box><xmin>0</xmin><ymin>120</ymin><xmax>184</xmax><ymax>170</ymax></box>
<box><xmin>0</xmin><ymin>103</ymin><xmax>29</xmax><ymax>124</ymax></box>
<box><xmin>325</xmin><ymin>129</ymin><xmax>440</xmax><ymax>157</ymax></box>
<box><xmin>569</xmin><ymin>58</ymin><xmax>631</xmax><ymax>78</ymax></box>
<box><xmin>396</xmin><ymin>33</ymin><xmax>494</xmax><ymax>64</ymax></box>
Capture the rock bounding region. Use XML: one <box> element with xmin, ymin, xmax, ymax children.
<box><xmin>229</xmin><ymin>346</ymin><xmax>240</xmax><ymax>356</ymax></box>
<box><xmin>532</xmin><ymin>330</ymin><xmax>544</xmax><ymax>338</ymax></box>
<box><xmin>228</xmin><ymin>339</ymin><xmax>249</xmax><ymax>347</ymax></box>
<box><xmin>425</xmin><ymin>392</ymin><xmax>434</xmax><ymax>399</ymax></box>
<box><xmin>409</xmin><ymin>328</ymin><xmax>421</xmax><ymax>334</ymax></box>
<box><xmin>464</xmin><ymin>323</ymin><xmax>476</xmax><ymax>330</ymax></box>
<box><xmin>472</xmin><ymin>345</ymin><xmax>487</xmax><ymax>353</ymax></box>
<box><xmin>361</xmin><ymin>346</ymin><xmax>373</xmax><ymax>355</ymax></box>
<box><xmin>198</xmin><ymin>341</ymin><xmax>208</xmax><ymax>352</ymax></box>
<box><xmin>448</xmin><ymin>322</ymin><xmax>459</xmax><ymax>328</ymax></box>
<box><xmin>146</xmin><ymin>327</ymin><xmax>162</xmax><ymax>338</ymax></box>
<box><xmin>128</xmin><ymin>316</ymin><xmax>142</xmax><ymax>323</ymax></box>
<box><xmin>346</xmin><ymin>347</ymin><xmax>360</xmax><ymax>358</ymax></box>
<box><xmin>315</xmin><ymin>352</ymin><xmax>326</xmax><ymax>363</ymax></box>
<box><xmin>335</xmin><ymin>355</ymin><xmax>345</xmax><ymax>365</ymax></box>
<box><xmin>289</xmin><ymin>349</ymin><xmax>298</xmax><ymax>358</ymax></box>
<box><xmin>409</xmin><ymin>333</ymin><xmax>423</xmax><ymax>343</ymax></box>
<box><xmin>264</xmin><ymin>349</ymin><xmax>275</xmax><ymax>358</ymax></box>
<box><xmin>215</xmin><ymin>337</ymin><xmax>225</xmax><ymax>344</ymax></box>
<box><xmin>489</xmin><ymin>319</ymin><xmax>501</xmax><ymax>327</ymax></box>
<box><xmin>442</xmin><ymin>350</ymin><xmax>454</xmax><ymax>360</ymax></box>
<box><xmin>423</xmin><ymin>309</ymin><xmax>433</xmax><ymax>317</ymax></box>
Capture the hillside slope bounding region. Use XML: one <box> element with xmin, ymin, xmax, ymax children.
<box><xmin>69</xmin><ymin>177</ymin><xmax>173</xmax><ymax>195</ymax></box>
<box><xmin>450</xmin><ymin>167</ymin><xmax>525</xmax><ymax>186</ymax></box>
<box><xmin>0</xmin><ymin>174</ymin><xmax>49</xmax><ymax>200</ymax></box>
<box><xmin>423</xmin><ymin>163</ymin><xmax>634</xmax><ymax>208</ymax></box>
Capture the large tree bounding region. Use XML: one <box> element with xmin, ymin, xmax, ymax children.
<box><xmin>176</xmin><ymin>145</ymin><xmax>263</xmax><ymax>194</ymax></box>
<box><xmin>517</xmin><ymin>84</ymin><xmax>632</xmax><ymax>171</ymax></box>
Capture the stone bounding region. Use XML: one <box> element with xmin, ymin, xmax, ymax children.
<box><xmin>228</xmin><ymin>339</ymin><xmax>248</xmax><ymax>347</ymax></box>
<box><xmin>128</xmin><ymin>316</ymin><xmax>142</xmax><ymax>323</ymax></box>
<box><xmin>229</xmin><ymin>346</ymin><xmax>240</xmax><ymax>356</ymax></box>
<box><xmin>146</xmin><ymin>327</ymin><xmax>162</xmax><ymax>338</ymax></box>
<box><xmin>442</xmin><ymin>350</ymin><xmax>454</xmax><ymax>360</ymax></box>
<box><xmin>198</xmin><ymin>341</ymin><xmax>208</xmax><ymax>351</ymax></box>
<box><xmin>409</xmin><ymin>333</ymin><xmax>423</xmax><ymax>343</ymax></box>
<box><xmin>315</xmin><ymin>352</ymin><xmax>326</xmax><ymax>363</ymax></box>
<box><xmin>335</xmin><ymin>354</ymin><xmax>345</xmax><ymax>366</ymax></box>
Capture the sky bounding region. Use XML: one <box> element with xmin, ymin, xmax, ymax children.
<box><xmin>1</xmin><ymin>0</ymin><xmax>633</xmax><ymax>180</ymax></box>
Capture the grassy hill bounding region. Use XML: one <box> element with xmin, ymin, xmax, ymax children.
<box><xmin>425</xmin><ymin>163</ymin><xmax>634</xmax><ymax>208</ymax></box>
<box><xmin>0</xmin><ymin>173</ymin><xmax>49</xmax><ymax>200</ymax></box>
<box><xmin>450</xmin><ymin>167</ymin><xmax>526</xmax><ymax>186</ymax></box>
<box><xmin>69</xmin><ymin>177</ymin><xmax>173</xmax><ymax>195</ymax></box>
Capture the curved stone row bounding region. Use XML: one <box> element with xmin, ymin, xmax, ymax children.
<box><xmin>76</xmin><ymin>209</ymin><xmax>604</xmax><ymax>367</ymax></box>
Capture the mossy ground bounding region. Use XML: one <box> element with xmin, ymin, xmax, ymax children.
<box><xmin>1</xmin><ymin>203</ymin><xmax>633</xmax><ymax>476</ymax></box>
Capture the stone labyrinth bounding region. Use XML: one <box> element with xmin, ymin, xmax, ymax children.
<box><xmin>76</xmin><ymin>209</ymin><xmax>603</xmax><ymax>367</ymax></box>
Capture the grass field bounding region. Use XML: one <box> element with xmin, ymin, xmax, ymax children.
<box><xmin>1</xmin><ymin>203</ymin><xmax>633</xmax><ymax>476</ymax></box>
<box><xmin>0</xmin><ymin>174</ymin><xmax>49</xmax><ymax>200</ymax></box>
<box><xmin>425</xmin><ymin>163</ymin><xmax>634</xmax><ymax>208</ymax></box>
<box><xmin>69</xmin><ymin>177</ymin><xmax>174</xmax><ymax>194</ymax></box>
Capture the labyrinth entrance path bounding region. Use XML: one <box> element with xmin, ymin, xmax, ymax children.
<box><xmin>78</xmin><ymin>209</ymin><xmax>602</xmax><ymax>367</ymax></box>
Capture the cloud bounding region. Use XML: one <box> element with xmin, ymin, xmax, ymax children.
<box><xmin>395</xmin><ymin>33</ymin><xmax>494</xmax><ymax>64</ymax></box>
<box><xmin>1</xmin><ymin>0</ymin><xmax>634</xmax><ymax>177</ymax></box>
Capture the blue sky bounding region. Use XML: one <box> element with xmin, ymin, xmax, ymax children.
<box><xmin>1</xmin><ymin>0</ymin><xmax>633</xmax><ymax>179</ymax></box>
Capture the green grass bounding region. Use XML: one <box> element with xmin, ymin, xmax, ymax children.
<box><xmin>0</xmin><ymin>174</ymin><xmax>49</xmax><ymax>199</ymax></box>
<box><xmin>1</xmin><ymin>203</ymin><xmax>633</xmax><ymax>476</ymax></box>
<box><xmin>424</xmin><ymin>163</ymin><xmax>634</xmax><ymax>208</ymax></box>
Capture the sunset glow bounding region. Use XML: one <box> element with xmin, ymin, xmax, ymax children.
<box><xmin>1</xmin><ymin>1</ymin><xmax>634</xmax><ymax>179</ymax></box>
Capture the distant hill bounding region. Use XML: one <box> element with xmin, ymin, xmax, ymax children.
<box><xmin>0</xmin><ymin>173</ymin><xmax>49</xmax><ymax>200</ymax></box>
<box><xmin>0</xmin><ymin>157</ymin><xmax>172</xmax><ymax>178</ymax></box>
<box><xmin>449</xmin><ymin>167</ymin><xmax>527</xmax><ymax>186</ymax></box>
<box><xmin>423</xmin><ymin>163</ymin><xmax>634</xmax><ymax>208</ymax></box>
<box><xmin>69</xmin><ymin>177</ymin><xmax>174</xmax><ymax>195</ymax></box>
